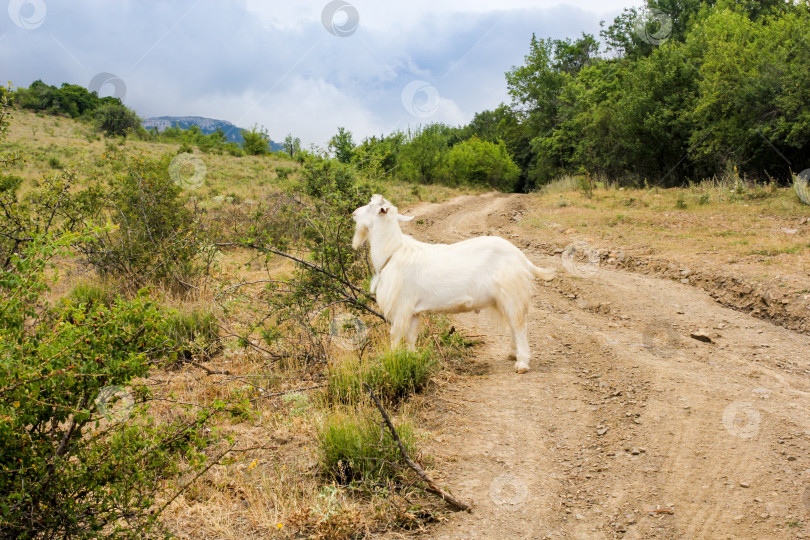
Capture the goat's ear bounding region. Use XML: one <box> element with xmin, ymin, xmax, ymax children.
<box><xmin>397</xmin><ymin>214</ymin><xmax>414</xmax><ymax>222</ymax></box>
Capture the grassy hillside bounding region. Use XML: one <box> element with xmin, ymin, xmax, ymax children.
<box><xmin>0</xmin><ymin>107</ymin><xmax>484</xmax><ymax>539</ymax></box>
<box><xmin>2</xmin><ymin>106</ymin><xmax>808</xmax><ymax>538</ymax></box>
<box><xmin>4</xmin><ymin>109</ymin><xmax>477</xmax><ymax>205</ymax></box>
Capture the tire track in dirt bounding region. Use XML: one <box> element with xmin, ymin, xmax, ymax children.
<box><xmin>381</xmin><ymin>194</ymin><xmax>810</xmax><ymax>539</ymax></box>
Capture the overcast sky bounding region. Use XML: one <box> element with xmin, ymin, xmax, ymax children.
<box><xmin>1</xmin><ymin>0</ymin><xmax>640</xmax><ymax>146</ymax></box>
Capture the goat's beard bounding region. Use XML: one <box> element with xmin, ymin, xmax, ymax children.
<box><xmin>352</xmin><ymin>225</ymin><xmax>368</xmax><ymax>250</ymax></box>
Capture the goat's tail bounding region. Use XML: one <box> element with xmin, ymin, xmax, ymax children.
<box><xmin>530</xmin><ymin>263</ymin><xmax>556</xmax><ymax>281</ymax></box>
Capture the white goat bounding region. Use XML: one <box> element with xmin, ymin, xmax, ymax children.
<box><xmin>352</xmin><ymin>194</ymin><xmax>555</xmax><ymax>373</ymax></box>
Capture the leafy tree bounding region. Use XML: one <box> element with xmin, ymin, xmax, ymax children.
<box><xmin>552</xmin><ymin>34</ymin><xmax>600</xmax><ymax>75</ymax></box>
<box><xmin>94</xmin><ymin>102</ymin><xmax>140</xmax><ymax>137</ymax></box>
<box><xmin>241</xmin><ymin>124</ymin><xmax>270</xmax><ymax>155</ymax></box>
<box><xmin>353</xmin><ymin>132</ymin><xmax>404</xmax><ymax>177</ymax></box>
<box><xmin>397</xmin><ymin>124</ymin><xmax>457</xmax><ymax>184</ymax></box>
<box><xmin>329</xmin><ymin>126</ymin><xmax>355</xmax><ymax>164</ymax></box>
<box><xmin>444</xmin><ymin>137</ymin><xmax>521</xmax><ymax>191</ymax></box>
<box><xmin>14</xmin><ymin>80</ymin><xmax>123</xmax><ymax>119</ymax></box>
<box><xmin>284</xmin><ymin>133</ymin><xmax>302</xmax><ymax>157</ymax></box>
<box><xmin>688</xmin><ymin>5</ymin><xmax>810</xmax><ymax>178</ymax></box>
<box><xmin>505</xmin><ymin>34</ymin><xmax>570</xmax><ymax>125</ymax></box>
<box><xmin>503</xmin><ymin>0</ymin><xmax>808</xmax><ymax>186</ymax></box>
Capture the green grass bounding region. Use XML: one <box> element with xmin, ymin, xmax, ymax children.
<box><xmin>317</xmin><ymin>408</ymin><xmax>415</xmax><ymax>483</ymax></box>
<box><xmin>64</xmin><ymin>281</ymin><xmax>113</xmax><ymax>307</ymax></box>
<box><xmin>326</xmin><ymin>348</ymin><xmax>439</xmax><ymax>405</ymax></box>
<box><xmin>748</xmin><ymin>246</ymin><xmax>804</xmax><ymax>257</ymax></box>
<box><xmin>163</xmin><ymin>306</ymin><xmax>220</xmax><ymax>359</ymax></box>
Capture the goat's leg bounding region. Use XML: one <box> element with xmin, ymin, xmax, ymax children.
<box><xmin>404</xmin><ymin>315</ymin><xmax>420</xmax><ymax>351</ymax></box>
<box><xmin>511</xmin><ymin>322</ymin><xmax>531</xmax><ymax>373</ymax></box>
<box><xmin>390</xmin><ymin>317</ymin><xmax>406</xmax><ymax>348</ymax></box>
<box><xmin>391</xmin><ymin>314</ymin><xmax>420</xmax><ymax>349</ymax></box>
<box><xmin>503</xmin><ymin>303</ymin><xmax>531</xmax><ymax>373</ymax></box>
<box><xmin>498</xmin><ymin>295</ymin><xmax>532</xmax><ymax>373</ymax></box>
<box><xmin>508</xmin><ymin>331</ymin><xmax>518</xmax><ymax>360</ymax></box>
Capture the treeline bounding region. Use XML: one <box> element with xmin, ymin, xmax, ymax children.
<box><xmin>9</xmin><ymin>81</ymin><xmax>282</xmax><ymax>156</ymax></box>
<box><xmin>148</xmin><ymin>124</ymin><xmax>286</xmax><ymax>157</ymax></box>
<box><xmin>499</xmin><ymin>0</ymin><xmax>809</xmax><ymax>189</ymax></box>
<box><xmin>319</xmin><ymin>124</ymin><xmax>522</xmax><ymax>192</ymax></box>
<box><xmin>337</xmin><ymin>0</ymin><xmax>808</xmax><ymax>191</ymax></box>
<box><xmin>13</xmin><ymin>79</ymin><xmax>140</xmax><ymax>137</ymax></box>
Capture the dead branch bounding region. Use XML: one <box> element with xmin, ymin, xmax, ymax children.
<box><xmin>247</xmin><ymin>384</ymin><xmax>325</xmax><ymax>403</ymax></box>
<box><xmin>363</xmin><ymin>382</ymin><xmax>471</xmax><ymax>513</ymax></box>
<box><xmin>188</xmin><ymin>361</ymin><xmax>231</xmax><ymax>376</ymax></box>
<box><xmin>229</xmin><ymin>241</ymin><xmax>386</xmax><ymax>321</ymax></box>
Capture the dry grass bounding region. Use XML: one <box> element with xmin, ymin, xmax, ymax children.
<box><xmin>524</xmin><ymin>174</ymin><xmax>810</xmax><ymax>286</ymax></box>
<box><xmin>3</xmin><ymin>109</ymin><xmax>484</xmax><ymax>207</ymax></box>
<box><xmin>1</xmin><ymin>109</ymin><xmax>481</xmax><ymax>538</ymax></box>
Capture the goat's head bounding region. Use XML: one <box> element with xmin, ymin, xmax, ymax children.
<box><xmin>351</xmin><ymin>194</ymin><xmax>413</xmax><ymax>250</ymax></box>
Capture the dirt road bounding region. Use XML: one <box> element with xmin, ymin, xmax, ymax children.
<box><xmin>399</xmin><ymin>193</ymin><xmax>810</xmax><ymax>539</ymax></box>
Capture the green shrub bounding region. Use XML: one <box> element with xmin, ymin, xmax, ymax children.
<box><xmin>241</xmin><ymin>124</ymin><xmax>270</xmax><ymax>155</ymax></box>
<box><xmin>223</xmin><ymin>143</ymin><xmax>244</xmax><ymax>157</ymax></box>
<box><xmin>397</xmin><ymin>124</ymin><xmax>454</xmax><ymax>184</ymax></box>
<box><xmin>0</xmin><ymin>233</ymin><xmax>212</xmax><ymax>539</ymax></box>
<box><xmin>444</xmin><ymin>136</ymin><xmax>520</xmax><ymax>191</ymax></box>
<box><xmin>80</xmin><ymin>153</ymin><xmax>212</xmax><ymax>291</ymax></box>
<box><xmin>275</xmin><ymin>165</ymin><xmax>294</xmax><ymax>180</ymax></box>
<box><xmin>317</xmin><ymin>409</ymin><xmax>414</xmax><ymax>483</ymax></box>
<box><xmin>47</xmin><ymin>155</ymin><xmax>64</xmax><ymax>170</ymax></box>
<box><xmin>94</xmin><ymin>102</ymin><xmax>140</xmax><ymax>137</ymax></box>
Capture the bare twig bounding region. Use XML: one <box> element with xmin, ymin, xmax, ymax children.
<box><xmin>247</xmin><ymin>384</ymin><xmax>325</xmax><ymax>403</ymax></box>
<box><xmin>188</xmin><ymin>361</ymin><xmax>230</xmax><ymax>376</ymax></box>
<box><xmin>363</xmin><ymin>383</ymin><xmax>471</xmax><ymax>512</ymax></box>
<box><xmin>647</xmin><ymin>507</ymin><xmax>675</xmax><ymax>515</ymax></box>
<box><xmin>223</xmin><ymin>241</ymin><xmax>386</xmax><ymax>321</ymax></box>
<box><xmin>152</xmin><ymin>441</ymin><xmax>237</xmax><ymax>519</ymax></box>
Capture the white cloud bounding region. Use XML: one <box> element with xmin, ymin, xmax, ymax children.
<box><xmin>3</xmin><ymin>0</ymin><xmax>639</xmax><ymax>146</ymax></box>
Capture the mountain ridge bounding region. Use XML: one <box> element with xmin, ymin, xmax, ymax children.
<box><xmin>142</xmin><ymin>116</ymin><xmax>283</xmax><ymax>151</ymax></box>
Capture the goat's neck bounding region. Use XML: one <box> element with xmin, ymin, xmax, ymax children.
<box><xmin>368</xmin><ymin>221</ymin><xmax>405</xmax><ymax>273</ymax></box>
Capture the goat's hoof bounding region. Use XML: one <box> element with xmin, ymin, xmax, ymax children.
<box><xmin>514</xmin><ymin>362</ymin><xmax>529</xmax><ymax>374</ymax></box>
